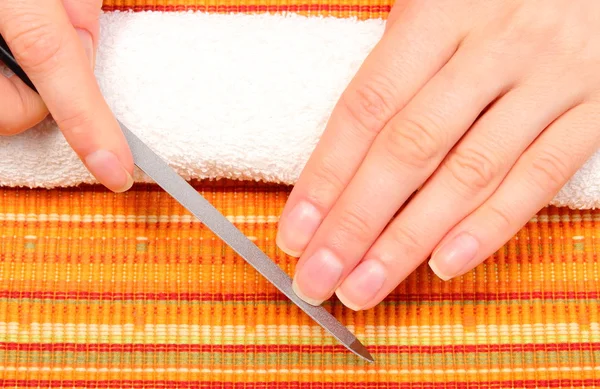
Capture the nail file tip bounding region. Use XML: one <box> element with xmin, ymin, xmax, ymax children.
<box><xmin>349</xmin><ymin>339</ymin><xmax>375</xmax><ymax>363</ymax></box>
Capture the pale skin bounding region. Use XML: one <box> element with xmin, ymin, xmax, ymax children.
<box><xmin>2</xmin><ymin>1</ymin><xmax>599</xmax><ymax>311</ymax></box>
<box><xmin>0</xmin><ymin>0</ymin><xmax>134</xmax><ymax>192</ymax></box>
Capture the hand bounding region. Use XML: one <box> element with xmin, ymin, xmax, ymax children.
<box><xmin>276</xmin><ymin>0</ymin><xmax>600</xmax><ymax>310</ymax></box>
<box><xmin>0</xmin><ymin>0</ymin><xmax>133</xmax><ymax>192</ymax></box>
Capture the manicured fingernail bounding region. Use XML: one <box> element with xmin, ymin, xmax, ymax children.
<box><xmin>292</xmin><ymin>249</ymin><xmax>344</xmax><ymax>305</ymax></box>
<box><xmin>75</xmin><ymin>29</ymin><xmax>95</xmax><ymax>69</ymax></box>
<box><xmin>85</xmin><ymin>150</ymin><xmax>134</xmax><ymax>193</ymax></box>
<box><xmin>0</xmin><ymin>63</ymin><xmax>14</xmax><ymax>78</ymax></box>
<box><xmin>276</xmin><ymin>201</ymin><xmax>322</xmax><ymax>257</ymax></box>
<box><xmin>429</xmin><ymin>232</ymin><xmax>479</xmax><ymax>281</ymax></box>
<box><xmin>335</xmin><ymin>259</ymin><xmax>387</xmax><ymax>311</ymax></box>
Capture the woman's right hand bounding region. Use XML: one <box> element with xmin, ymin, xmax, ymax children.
<box><xmin>0</xmin><ymin>0</ymin><xmax>134</xmax><ymax>193</ymax></box>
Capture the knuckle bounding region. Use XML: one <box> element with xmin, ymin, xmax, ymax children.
<box><xmin>387</xmin><ymin>223</ymin><xmax>423</xmax><ymax>258</ymax></box>
<box><xmin>487</xmin><ymin>204</ymin><xmax>513</xmax><ymax>232</ymax></box>
<box><xmin>495</xmin><ymin>4</ymin><xmax>573</xmax><ymax>59</ymax></box>
<box><xmin>55</xmin><ymin>108</ymin><xmax>94</xmax><ymax>138</ymax></box>
<box><xmin>0</xmin><ymin>90</ymin><xmax>47</xmax><ymax>135</ymax></box>
<box><xmin>331</xmin><ymin>207</ymin><xmax>374</xmax><ymax>247</ymax></box>
<box><xmin>8</xmin><ymin>22</ymin><xmax>63</xmax><ymax>73</ymax></box>
<box><xmin>306</xmin><ymin>156</ymin><xmax>348</xmax><ymax>206</ymax></box>
<box><xmin>0</xmin><ymin>113</ymin><xmax>40</xmax><ymax>135</ymax></box>
<box><xmin>528</xmin><ymin>147</ymin><xmax>572</xmax><ymax>191</ymax></box>
<box><xmin>445</xmin><ymin>147</ymin><xmax>502</xmax><ymax>193</ymax></box>
<box><xmin>510</xmin><ymin>9</ymin><xmax>560</xmax><ymax>40</ymax></box>
<box><xmin>341</xmin><ymin>77</ymin><xmax>398</xmax><ymax>136</ymax></box>
<box><xmin>383</xmin><ymin>116</ymin><xmax>443</xmax><ymax>169</ymax></box>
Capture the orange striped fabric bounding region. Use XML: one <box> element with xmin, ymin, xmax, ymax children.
<box><xmin>0</xmin><ymin>1</ymin><xmax>599</xmax><ymax>388</ymax></box>
<box><xmin>0</xmin><ymin>181</ymin><xmax>598</xmax><ymax>388</ymax></box>
<box><xmin>102</xmin><ymin>0</ymin><xmax>393</xmax><ymax>19</ymax></box>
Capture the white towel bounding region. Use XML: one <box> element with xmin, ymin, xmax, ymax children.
<box><xmin>1</xmin><ymin>11</ymin><xmax>598</xmax><ymax>209</ymax></box>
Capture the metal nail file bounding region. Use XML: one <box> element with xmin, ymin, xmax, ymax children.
<box><xmin>121</xmin><ymin>124</ymin><xmax>373</xmax><ymax>362</ymax></box>
<box><xmin>0</xmin><ymin>34</ymin><xmax>374</xmax><ymax>362</ymax></box>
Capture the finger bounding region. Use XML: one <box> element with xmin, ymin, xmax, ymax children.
<box><xmin>0</xmin><ymin>63</ymin><xmax>48</xmax><ymax>134</ymax></box>
<box><xmin>334</xmin><ymin>77</ymin><xmax>584</xmax><ymax>310</ymax></box>
<box><xmin>0</xmin><ymin>0</ymin><xmax>134</xmax><ymax>192</ymax></box>
<box><xmin>276</xmin><ymin>2</ymin><xmax>463</xmax><ymax>257</ymax></box>
<box><xmin>384</xmin><ymin>0</ymin><xmax>411</xmax><ymax>31</ymax></box>
<box><xmin>291</xmin><ymin>45</ymin><xmax>513</xmax><ymax>306</ymax></box>
<box><xmin>428</xmin><ymin>101</ymin><xmax>600</xmax><ymax>281</ymax></box>
<box><xmin>0</xmin><ymin>0</ymin><xmax>100</xmax><ymax>135</ymax></box>
<box><xmin>61</xmin><ymin>0</ymin><xmax>103</xmax><ymax>65</ymax></box>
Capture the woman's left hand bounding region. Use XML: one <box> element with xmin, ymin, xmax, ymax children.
<box><xmin>276</xmin><ymin>0</ymin><xmax>600</xmax><ymax>310</ymax></box>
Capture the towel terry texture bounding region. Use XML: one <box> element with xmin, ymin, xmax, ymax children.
<box><xmin>0</xmin><ymin>11</ymin><xmax>598</xmax><ymax>209</ymax></box>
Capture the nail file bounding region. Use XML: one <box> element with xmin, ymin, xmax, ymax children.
<box><xmin>0</xmin><ymin>34</ymin><xmax>374</xmax><ymax>362</ymax></box>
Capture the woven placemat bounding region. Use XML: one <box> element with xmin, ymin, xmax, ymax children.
<box><xmin>102</xmin><ymin>0</ymin><xmax>393</xmax><ymax>19</ymax></box>
<box><xmin>0</xmin><ymin>1</ymin><xmax>598</xmax><ymax>387</ymax></box>
<box><xmin>0</xmin><ymin>180</ymin><xmax>598</xmax><ymax>387</ymax></box>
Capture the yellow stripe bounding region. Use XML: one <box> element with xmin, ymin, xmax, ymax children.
<box><xmin>0</xmin><ymin>213</ymin><xmax>280</xmax><ymax>224</ymax></box>
<box><xmin>3</xmin><ymin>212</ymin><xmax>599</xmax><ymax>223</ymax></box>
<box><xmin>0</xmin><ymin>366</ymin><xmax>597</xmax><ymax>374</ymax></box>
<box><xmin>0</xmin><ymin>323</ymin><xmax>597</xmax><ymax>344</ymax></box>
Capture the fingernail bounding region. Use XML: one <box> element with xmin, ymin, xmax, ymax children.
<box><xmin>335</xmin><ymin>259</ymin><xmax>387</xmax><ymax>311</ymax></box>
<box><xmin>292</xmin><ymin>249</ymin><xmax>344</xmax><ymax>306</ymax></box>
<box><xmin>429</xmin><ymin>232</ymin><xmax>479</xmax><ymax>281</ymax></box>
<box><xmin>85</xmin><ymin>150</ymin><xmax>134</xmax><ymax>193</ymax></box>
<box><xmin>75</xmin><ymin>28</ymin><xmax>95</xmax><ymax>69</ymax></box>
<box><xmin>0</xmin><ymin>62</ymin><xmax>14</xmax><ymax>78</ymax></box>
<box><xmin>276</xmin><ymin>201</ymin><xmax>322</xmax><ymax>257</ymax></box>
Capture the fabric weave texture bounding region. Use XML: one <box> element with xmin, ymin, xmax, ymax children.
<box><xmin>0</xmin><ymin>1</ymin><xmax>598</xmax><ymax>387</ymax></box>
<box><xmin>0</xmin><ymin>181</ymin><xmax>598</xmax><ymax>387</ymax></box>
<box><xmin>102</xmin><ymin>0</ymin><xmax>393</xmax><ymax>19</ymax></box>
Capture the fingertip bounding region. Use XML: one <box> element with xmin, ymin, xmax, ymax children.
<box><xmin>291</xmin><ymin>248</ymin><xmax>344</xmax><ymax>306</ymax></box>
<box><xmin>428</xmin><ymin>232</ymin><xmax>480</xmax><ymax>281</ymax></box>
<box><xmin>276</xmin><ymin>200</ymin><xmax>322</xmax><ymax>257</ymax></box>
<box><xmin>84</xmin><ymin>149</ymin><xmax>134</xmax><ymax>193</ymax></box>
<box><xmin>115</xmin><ymin>132</ymin><xmax>136</xmax><ymax>176</ymax></box>
<box><xmin>276</xmin><ymin>232</ymin><xmax>302</xmax><ymax>257</ymax></box>
<box><xmin>292</xmin><ymin>278</ymin><xmax>324</xmax><ymax>306</ymax></box>
<box><xmin>334</xmin><ymin>258</ymin><xmax>388</xmax><ymax>311</ymax></box>
<box><xmin>116</xmin><ymin>169</ymin><xmax>134</xmax><ymax>193</ymax></box>
<box><xmin>427</xmin><ymin>259</ymin><xmax>453</xmax><ymax>281</ymax></box>
<box><xmin>334</xmin><ymin>289</ymin><xmax>363</xmax><ymax>311</ymax></box>
<box><xmin>75</xmin><ymin>28</ymin><xmax>95</xmax><ymax>69</ymax></box>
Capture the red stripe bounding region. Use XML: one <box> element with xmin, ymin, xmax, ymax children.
<box><xmin>101</xmin><ymin>4</ymin><xmax>392</xmax><ymax>14</ymax></box>
<box><xmin>0</xmin><ymin>342</ymin><xmax>597</xmax><ymax>354</ymax></box>
<box><xmin>0</xmin><ymin>290</ymin><xmax>597</xmax><ymax>302</ymax></box>
<box><xmin>3</xmin><ymin>180</ymin><xmax>288</xmax><ymax>194</ymax></box>
<box><xmin>1</xmin><ymin>380</ymin><xmax>599</xmax><ymax>388</ymax></box>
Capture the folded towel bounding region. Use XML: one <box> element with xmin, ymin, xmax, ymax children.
<box><xmin>1</xmin><ymin>11</ymin><xmax>598</xmax><ymax>209</ymax></box>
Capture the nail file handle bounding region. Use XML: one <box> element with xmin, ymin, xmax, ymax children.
<box><xmin>0</xmin><ymin>35</ymin><xmax>37</xmax><ymax>91</ymax></box>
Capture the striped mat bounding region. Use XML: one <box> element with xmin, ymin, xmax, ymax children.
<box><xmin>0</xmin><ymin>1</ymin><xmax>599</xmax><ymax>388</ymax></box>
<box><xmin>101</xmin><ymin>0</ymin><xmax>393</xmax><ymax>19</ymax></box>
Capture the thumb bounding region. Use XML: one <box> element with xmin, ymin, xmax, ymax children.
<box><xmin>61</xmin><ymin>0</ymin><xmax>103</xmax><ymax>67</ymax></box>
<box><xmin>0</xmin><ymin>0</ymin><xmax>134</xmax><ymax>193</ymax></box>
